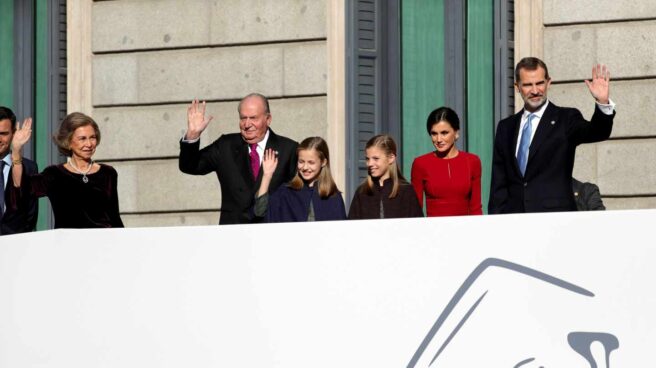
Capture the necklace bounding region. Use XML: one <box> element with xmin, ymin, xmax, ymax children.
<box><xmin>68</xmin><ymin>158</ymin><xmax>94</xmax><ymax>183</ymax></box>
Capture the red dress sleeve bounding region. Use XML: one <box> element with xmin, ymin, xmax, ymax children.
<box><xmin>468</xmin><ymin>154</ymin><xmax>483</xmax><ymax>215</ymax></box>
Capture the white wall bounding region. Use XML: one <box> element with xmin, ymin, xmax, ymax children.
<box><xmin>2</xmin><ymin>210</ymin><xmax>655</xmax><ymax>367</ymax></box>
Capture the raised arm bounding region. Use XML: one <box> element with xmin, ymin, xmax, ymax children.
<box><xmin>10</xmin><ymin>118</ymin><xmax>32</xmax><ymax>188</ymax></box>
<box><xmin>584</xmin><ymin>64</ymin><xmax>610</xmax><ymax>104</ymax></box>
<box><xmin>572</xmin><ymin>64</ymin><xmax>614</xmax><ymax>145</ymax></box>
<box><xmin>179</xmin><ymin>100</ymin><xmax>219</xmax><ymax>175</ymax></box>
<box><xmin>258</xmin><ymin>148</ymin><xmax>279</xmax><ymax>197</ymax></box>
<box><xmin>252</xmin><ymin>149</ymin><xmax>279</xmax><ymax>218</ymax></box>
<box><xmin>184</xmin><ymin>99</ymin><xmax>214</xmax><ymax>141</ymax></box>
<box><xmin>469</xmin><ymin>155</ymin><xmax>483</xmax><ymax>215</ymax></box>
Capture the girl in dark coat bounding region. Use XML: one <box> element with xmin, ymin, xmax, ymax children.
<box><xmin>254</xmin><ymin>136</ymin><xmax>346</xmax><ymax>223</ymax></box>
<box><xmin>348</xmin><ymin>134</ymin><xmax>423</xmax><ymax>219</ymax></box>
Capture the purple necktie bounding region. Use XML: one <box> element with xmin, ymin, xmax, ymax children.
<box><xmin>249</xmin><ymin>143</ymin><xmax>260</xmax><ymax>181</ymax></box>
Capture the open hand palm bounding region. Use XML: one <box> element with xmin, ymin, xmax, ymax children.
<box><xmin>11</xmin><ymin>118</ymin><xmax>33</xmax><ymax>151</ymax></box>
<box><xmin>186</xmin><ymin>99</ymin><xmax>214</xmax><ymax>136</ymax></box>
<box><xmin>584</xmin><ymin>64</ymin><xmax>610</xmax><ymax>104</ymax></box>
<box><xmin>262</xmin><ymin>149</ymin><xmax>278</xmax><ymax>177</ymax></box>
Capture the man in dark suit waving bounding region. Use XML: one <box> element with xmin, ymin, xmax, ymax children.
<box><xmin>0</xmin><ymin>106</ymin><xmax>38</xmax><ymax>235</ymax></box>
<box><xmin>489</xmin><ymin>57</ymin><xmax>615</xmax><ymax>214</ymax></box>
<box><xmin>179</xmin><ymin>93</ymin><xmax>298</xmax><ymax>224</ymax></box>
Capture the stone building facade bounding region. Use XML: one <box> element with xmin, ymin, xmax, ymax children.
<box><xmin>61</xmin><ymin>0</ymin><xmax>656</xmax><ymax>227</ymax></box>
<box><xmin>68</xmin><ymin>0</ymin><xmax>343</xmax><ymax>226</ymax></box>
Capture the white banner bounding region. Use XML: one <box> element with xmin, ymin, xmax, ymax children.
<box><xmin>1</xmin><ymin>210</ymin><xmax>654</xmax><ymax>367</ymax></box>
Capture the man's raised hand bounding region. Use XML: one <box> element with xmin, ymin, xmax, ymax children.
<box><xmin>585</xmin><ymin>64</ymin><xmax>610</xmax><ymax>104</ymax></box>
<box><xmin>185</xmin><ymin>99</ymin><xmax>214</xmax><ymax>141</ymax></box>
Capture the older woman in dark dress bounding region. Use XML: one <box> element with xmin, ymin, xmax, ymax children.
<box><xmin>9</xmin><ymin>112</ymin><xmax>123</xmax><ymax>228</ymax></box>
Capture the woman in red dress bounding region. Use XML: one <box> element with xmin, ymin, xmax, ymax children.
<box><xmin>411</xmin><ymin>107</ymin><xmax>482</xmax><ymax>216</ymax></box>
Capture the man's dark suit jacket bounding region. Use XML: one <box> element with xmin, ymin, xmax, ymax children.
<box><xmin>488</xmin><ymin>102</ymin><xmax>614</xmax><ymax>214</ymax></box>
<box><xmin>572</xmin><ymin>178</ymin><xmax>605</xmax><ymax>211</ymax></box>
<box><xmin>179</xmin><ymin>129</ymin><xmax>298</xmax><ymax>225</ymax></box>
<box><xmin>1</xmin><ymin>158</ymin><xmax>38</xmax><ymax>235</ymax></box>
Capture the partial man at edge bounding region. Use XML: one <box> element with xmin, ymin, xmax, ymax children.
<box><xmin>0</xmin><ymin>106</ymin><xmax>38</xmax><ymax>235</ymax></box>
<box><xmin>572</xmin><ymin>178</ymin><xmax>605</xmax><ymax>211</ymax></box>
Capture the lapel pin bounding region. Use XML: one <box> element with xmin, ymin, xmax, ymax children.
<box><xmin>550</xmin><ymin>120</ymin><xmax>555</xmax><ymax>125</ymax></box>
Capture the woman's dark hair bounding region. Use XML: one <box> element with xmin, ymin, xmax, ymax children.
<box><xmin>426</xmin><ymin>106</ymin><xmax>460</xmax><ymax>134</ymax></box>
<box><xmin>53</xmin><ymin>112</ymin><xmax>101</xmax><ymax>157</ymax></box>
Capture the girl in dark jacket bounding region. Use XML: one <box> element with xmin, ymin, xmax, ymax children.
<box><xmin>255</xmin><ymin>136</ymin><xmax>346</xmax><ymax>223</ymax></box>
<box><xmin>348</xmin><ymin>134</ymin><xmax>423</xmax><ymax>220</ymax></box>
